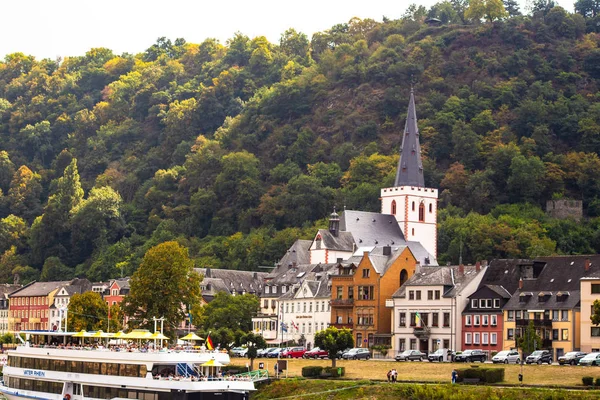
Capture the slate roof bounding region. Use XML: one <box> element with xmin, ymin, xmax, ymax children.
<box><xmin>479</xmin><ymin>259</ymin><xmax>525</xmax><ymax>295</ymax></box>
<box><xmin>502</xmin><ymin>255</ymin><xmax>600</xmax><ymax>310</ymax></box>
<box><xmin>0</xmin><ymin>284</ymin><xmax>22</xmax><ymax>298</ymax></box>
<box><xmin>9</xmin><ymin>279</ymin><xmax>90</xmax><ymax>297</ymax></box>
<box><xmin>277</xmin><ymin>239</ymin><xmax>311</xmax><ymax>268</ymax></box>
<box><xmin>315</xmin><ymin>230</ymin><xmax>355</xmax><ymax>252</ymax></box>
<box><xmin>276</xmin><ymin>263</ymin><xmax>337</xmax><ymax>300</ymax></box>
<box><xmin>392</xmin><ymin>265</ymin><xmax>483</xmax><ymax>298</ymax></box>
<box><xmin>343</xmin><ymin>245</ymin><xmax>411</xmax><ymax>276</ymax></box>
<box><xmin>394</xmin><ymin>88</ymin><xmax>425</xmax><ymax>187</ymax></box>
<box><xmin>195</xmin><ymin>268</ymin><xmax>268</xmax><ymax>298</ymax></box>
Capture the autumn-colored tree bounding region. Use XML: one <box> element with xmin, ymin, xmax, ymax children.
<box><xmin>8</xmin><ymin>165</ymin><xmax>42</xmax><ymax>223</ymax></box>
<box><xmin>68</xmin><ymin>291</ymin><xmax>109</xmax><ymax>332</ymax></box>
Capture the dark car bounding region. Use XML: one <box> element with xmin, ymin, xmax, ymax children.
<box><xmin>395</xmin><ymin>350</ymin><xmax>426</xmax><ymax>362</ymax></box>
<box><xmin>266</xmin><ymin>347</ymin><xmax>283</xmax><ymax>358</ymax></box>
<box><xmin>526</xmin><ymin>350</ymin><xmax>553</xmax><ymax>365</ymax></box>
<box><xmin>558</xmin><ymin>351</ymin><xmax>587</xmax><ymax>366</ymax></box>
<box><xmin>454</xmin><ymin>349</ymin><xmax>487</xmax><ymax>363</ymax></box>
<box><xmin>342</xmin><ymin>348</ymin><xmax>371</xmax><ymax>360</ymax></box>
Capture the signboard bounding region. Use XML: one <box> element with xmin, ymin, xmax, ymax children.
<box><xmin>258</xmin><ymin>362</ymin><xmax>264</xmax><ymax>369</ymax></box>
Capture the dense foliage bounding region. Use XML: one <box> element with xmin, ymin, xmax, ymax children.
<box><xmin>1</xmin><ymin>3</ymin><xmax>600</xmax><ymax>283</ymax></box>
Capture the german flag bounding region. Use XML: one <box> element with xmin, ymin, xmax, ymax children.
<box><xmin>206</xmin><ymin>333</ymin><xmax>214</xmax><ymax>350</ymax></box>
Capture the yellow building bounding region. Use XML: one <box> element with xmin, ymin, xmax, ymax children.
<box><xmin>581</xmin><ymin>267</ymin><xmax>600</xmax><ymax>352</ymax></box>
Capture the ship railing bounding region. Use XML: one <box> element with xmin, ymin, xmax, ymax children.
<box><xmin>232</xmin><ymin>369</ymin><xmax>269</xmax><ymax>382</ymax></box>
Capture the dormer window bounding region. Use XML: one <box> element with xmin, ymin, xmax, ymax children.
<box><xmin>265</xmin><ymin>286</ymin><xmax>270</xmax><ymax>294</ymax></box>
<box><xmin>471</xmin><ymin>299</ymin><xmax>477</xmax><ymax>308</ymax></box>
<box><xmin>273</xmin><ymin>286</ymin><xmax>277</xmax><ymax>294</ymax></box>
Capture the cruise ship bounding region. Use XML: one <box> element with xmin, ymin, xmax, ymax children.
<box><xmin>0</xmin><ymin>331</ymin><xmax>263</xmax><ymax>400</ymax></box>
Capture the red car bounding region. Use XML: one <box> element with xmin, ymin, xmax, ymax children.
<box><xmin>281</xmin><ymin>347</ymin><xmax>306</xmax><ymax>358</ymax></box>
<box><xmin>303</xmin><ymin>347</ymin><xmax>329</xmax><ymax>359</ymax></box>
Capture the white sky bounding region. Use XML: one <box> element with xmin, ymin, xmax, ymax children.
<box><xmin>1</xmin><ymin>0</ymin><xmax>573</xmax><ymax>60</ymax></box>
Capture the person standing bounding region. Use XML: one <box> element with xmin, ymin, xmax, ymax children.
<box><xmin>451</xmin><ymin>368</ymin><xmax>458</xmax><ymax>384</ymax></box>
<box><xmin>392</xmin><ymin>369</ymin><xmax>397</xmax><ymax>383</ymax></box>
<box><xmin>387</xmin><ymin>370</ymin><xmax>391</xmax><ymax>382</ymax></box>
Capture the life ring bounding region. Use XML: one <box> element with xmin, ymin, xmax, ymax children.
<box><xmin>64</xmin><ymin>394</ymin><xmax>71</xmax><ymax>400</ymax></box>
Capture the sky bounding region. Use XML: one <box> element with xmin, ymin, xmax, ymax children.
<box><xmin>1</xmin><ymin>0</ymin><xmax>574</xmax><ymax>60</ymax></box>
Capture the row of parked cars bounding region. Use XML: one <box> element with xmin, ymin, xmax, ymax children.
<box><xmin>232</xmin><ymin>346</ymin><xmax>374</xmax><ymax>360</ymax></box>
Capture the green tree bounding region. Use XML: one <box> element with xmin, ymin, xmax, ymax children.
<box><xmin>40</xmin><ymin>256</ymin><xmax>74</xmax><ymax>281</ymax></box>
<box><xmin>0</xmin><ymin>151</ymin><xmax>15</xmax><ymax>193</ymax></box>
<box><xmin>592</xmin><ymin>299</ymin><xmax>600</xmax><ymax>325</ymax></box>
<box><xmin>239</xmin><ymin>331</ymin><xmax>267</xmax><ymax>370</ymax></box>
<box><xmin>195</xmin><ymin>291</ymin><xmax>259</xmax><ymax>332</ymax></box>
<box><xmin>68</xmin><ymin>291</ymin><xmax>109</xmax><ymax>332</ymax></box>
<box><xmin>574</xmin><ymin>0</ymin><xmax>599</xmax><ymax>17</ymax></box>
<box><xmin>8</xmin><ymin>165</ymin><xmax>42</xmax><ymax>223</ymax></box>
<box><xmin>123</xmin><ymin>241</ymin><xmax>202</xmax><ymax>337</ymax></box>
<box><xmin>314</xmin><ymin>327</ymin><xmax>354</xmax><ymax>368</ymax></box>
<box><xmin>517</xmin><ymin>320</ymin><xmax>544</xmax><ymax>355</ymax></box>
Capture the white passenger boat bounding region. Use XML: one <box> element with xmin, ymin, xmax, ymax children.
<box><xmin>0</xmin><ymin>331</ymin><xmax>263</xmax><ymax>400</ymax></box>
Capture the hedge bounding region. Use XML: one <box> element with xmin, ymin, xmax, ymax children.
<box><xmin>323</xmin><ymin>366</ymin><xmax>345</xmax><ymax>377</ymax></box>
<box><xmin>302</xmin><ymin>366</ymin><xmax>323</xmax><ymax>377</ymax></box>
<box><xmin>582</xmin><ymin>376</ymin><xmax>594</xmax><ymax>386</ymax></box>
<box><xmin>595</xmin><ymin>377</ymin><xmax>600</xmax><ymax>387</ymax></box>
<box><xmin>456</xmin><ymin>367</ymin><xmax>505</xmax><ymax>383</ymax></box>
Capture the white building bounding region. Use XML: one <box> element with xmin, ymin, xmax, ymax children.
<box><xmin>389</xmin><ymin>264</ymin><xmax>485</xmax><ymax>355</ymax></box>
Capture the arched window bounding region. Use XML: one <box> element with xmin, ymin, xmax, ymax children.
<box><xmin>391</xmin><ymin>200</ymin><xmax>397</xmax><ymax>215</ymax></box>
<box><xmin>400</xmin><ymin>269</ymin><xmax>408</xmax><ymax>286</ymax></box>
<box><xmin>412</xmin><ymin>228</ymin><xmax>415</xmax><ymax>236</ymax></box>
<box><xmin>419</xmin><ymin>203</ymin><xmax>425</xmax><ymax>222</ymax></box>
<box><xmin>412</xmin><ymin>201</ymin><xmax>415</xmax><ymax>211</ymax></box>
<box><xmin>429</xmin><ymin>203</ymin><xmax>433</xmax><ymax>213</ymax></box>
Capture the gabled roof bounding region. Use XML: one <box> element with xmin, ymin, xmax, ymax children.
<box><xmin>392</xmin><ymin>265</ymin><xmax>483</xmax><ymax>298</ymax></box>
<box><xmin>195</xmin><ymin>268</ymin><xmax>268</xmax><ymax>297</ymax></box>
<box><xmin>277</xmin><ymin>239</ymin><xmax>311</xmax><ymax>269</ymax></box>
<box><xmin>9</xmin><ymin>279</ymin><xmax>91</xmax><ymax>297</ymax></box>
<box><xmin>0</xmin><ymin>284</ymin><xmax>22</xmax><ymax>299</ymax></box>
<box><xmin>478</xmin><ymin>259</ymin><xmax>524</xmax><ymax>295</ymax></box>
<box><xmin>340</xmin><ymin>210</ymin><xmax>406</xmax><ymax>246</ymax></box>
<box><xmin>394</xmin><ymin>88</ymin><xmax>424</xmax><ymax>187</ymax></box>
<box><xmin>315</xmin><ymin>230</ymin><xmax>355</xmax><ymax>252</ymax></box>
<box><xmin>276</xmin><ymin>264</ymin><xmax>337</xmax><ymax>300</ymax></box>
<box><xmin>343</xmin><ymin>245</ymin><xmax>412</xmax><ymax>276</ymax></box>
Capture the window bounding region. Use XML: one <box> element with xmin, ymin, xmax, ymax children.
<box><xmin>410</xmin><ymin>313</ymin><xmax>417</xmax><ymax>327</ymax></box>
<box><xmin>309</xmin><ymin>302</ymin><xmax>312</xmax><ymax>312</ymax></box>
<box><xmin>273</xmin><ymin>286</ymin><xmax>277</xmax><ymax>294</ymax></box>
<box><xmin>263</xmin><ymin>300</ymin><xmax>268</xmax><ymax>308</ymax></box>
<box><xmin>482</xmin><ymin>315</ymin><xmax>489</xmax><ymax>326</ymax></box>
<box><xmin>482</xmin><ymin>333</ymin><xmax>489</xmax><ymax>345</ymax></box>
<box><xmin>357</xmin><ymin>333</ymin><xmax>363</xmax><ymax>345</ymax></box>
<box><xmin>291</xmin><ymin>303</ymin><xmax>294</xmax><ymax>313</ymax></box>
<box><xmin>391</xmin><ymin>200</ymin><xmax>397</xmax><ymax>215</ymax></box>
<box><xmin>399</xmin><ymin>312</ymin><xmax>406</xmax><ymax>327</ymax></box>
<box><xmin>465</xmin><ymin>333</ymin><xmax>472</xmax><ymax>344</ymax></box>
<box><xmin>465</xmin><ymin>315</ymin><xmax>472</xmax><ymax>326</ymax></box>
<box><xmin>474</xmin><ymin>315</ymin><xmax>480</xmax><ymax>326</ymax></box>
<box><xmin>265</xmin><ymin>286</ymin><xmax>270</xmax><ymax>294</ymax></box>
<box><xmin>491</xmin><ymin>315</ymin><xmax>497</xmax><ymax>326</ymax></box>
<box><xmin>303</xmin><ymin>303</ymin><xmax>306</xmax><ymax>312</ymax></box>
<box><xmin>561</xmin><ymin>310</ymin><xmax>568</xmax><ymax>321</ymax></box>
<box><xmin>592</xmin><ymin>284</ymin><xmax>600</xmax><ymax>294</ymax></box>
<box><xmin>592</xmin><ymin>327</ymin><xmax>600</xmax><ymax>337</ymax></box>
<box><xmin>479</xmin><ymin>299</ymin><xmax>486</xmax><ymax>308</ymax></box>
<box><xmin>336</xmin><ymin>287</ymin><xmax>343</xmax><ymax>299</ymax></box>
<box><xmin>432</xmin><ymin>312</ymin><xmax>439</xmax><ymax>327</ymax></box>
<box><xmin>552</xmin><ymin>310</ymin><xmax>559</xmax><ymax>321</ymax></box>
<box><xmin>421</xmin><ymin>313</ymin><xmax>429</xmax><ymax>327</ymax></box>
<box><xmin>416</xmin><ymin>291</ymin><xmax>421</xmax><ymax>300</ymax></box>
<box><xmin>412</xmin><ymin>201</ymin><xmax>415</xmax><ymax>211</ymax></box>
<box><xmin>410</xmin><ymin>338</ymin><xmax>417</xmax><ymax>350</ymax></box>
<box><xmin>486</xmin><ymin>299</ymin><xmax>492</xmax><ymax>308</ymax></box>
<box><xmin>493</xmin><ymin>298</ymin><xmax>500</xmax><ymax>308</ymax></box>
<box><xmin>507</xmin><ymin>329</ymin><xmax>514</xmax><ymax>340</ymax></box>
<box><xmin>474</xmin><ymin>333</ymin><xmax>480</xmax><ymax>344</ymax></box>
<box><xmin>443</xmin><ymin>312</ymin><xmax>450</xmax><ymax>327</ymax></box>
<box><xmin>399</xmin><ymin>339</ymin><xmax>406</xmax><ymax>352</ymax></box>
<box><xmin>409</xmin><ymin>291</ymin><xmax>415</xmax><ymax>300</ymax></box>
<box><xmin>362</xmin><ymin>269</ymin><xmax>370</xmax><ymax>278</ymax></box>
<box><xmin>419</xmin><ymin>203</ymin><xmax>425</xmax><ymax>222</ymax></box>
<box><xmin>491</xmin><ymin>333</ymin><xmax>497</xmax><ymax>345</ymax></box>
<box><xmin>552</xmin><ymin>329</ymin><xmax>559</xmax><ymax>340</ymax></box>
<box><xmin>286</xmin><ymin>304</ymin><xmax>289</xmax><ymax>313</ymax></box>
<box><xmin>308</xmin><ymin>323</ymin><xmax>312</xmax><ymax>333</ymax></box>
<box><xmin>321</xmin><ymin>301</ymin><xmax>325</xmax><ymax>312</ymax></box>
<box><xmin>561</xmin><ymin>329</ymin><xmax>569</xmax><ymax>341</ymax></box>
<box><xmin>429</xmin><ymin>203</ymin><xmax>433</xmax><ymax>213</ymax></box>
<box><xmin>435</xmin><ymin>290</ymin><xmax>440</xmax><ymax>300</ymax></box>
<box><xmin>507</xmin><ymin>310</ymin><xmax>514</xmax><ymax>321</ymax></box>
<box><xmin>358</xmin><ymin>286</ymin><xmax>374</xmax><ymax>300</ymax></box>
<box><xmin>302</xmin><ymin>323</ymin><xmax>306</xmax><ymax>333</ymax></box>
<box><xmin>472</xmin><ymin>299</ymin><xmax>478</xmax><ymax>308</ymax></box>
<box><xmin>282</xmin><ymin>286</ymin><xmax>287</xmax><ymax>294</ymax></box>
<box><xmin>428</xmin><ymin>290</ymin><xmax>433</xmax><ymax>300</ymax></box>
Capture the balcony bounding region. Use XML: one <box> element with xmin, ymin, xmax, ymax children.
<box><xmin>516</xmin><ymin>318</ymin><xmax>552</xmax><ymax>327</ymax></box>
<box><xmin>331</xmin><ymin>298</ymin><xmax>354</xmax><ymax>307</ymax></box>
<box><xmin>413</xmin><ymin>326</ymin><xmax>431</xmax><ymax>338</ymax></box>
<box><xmin>331</xmin><ymin>322</ymin><xmax>353</xmax><ymax>329</ymax></box>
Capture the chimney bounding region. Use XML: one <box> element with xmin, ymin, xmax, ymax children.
<box><xmin>518</xmin><ymin>277</ymin><xmax>523</xmax><ymax>290</ymax></box>
<box><xmin>205</xmin><ymin>268</ymin><xmax>211</xmax><ymax>278</ymax></box>
<box><xmin>253</xmin><ymin>272</ymin><xmax>258</xmax><ymax>279</ymax></box>
<box><xmin>475</xmin><ymin>261</ymin><xmax>481</xmax><ymax>272</ymax></box>
<box><xmin>383</xmin><ymin>246</ymin><xmax>391</xmax><ymax>256</ymax></box>
<box><xmin>459</xmin><ymin>264</ymin><xmax>464</xmax><ymax>275</ymax></box>
<box><xmin>415</xmin><ymin>261</ymin><xmax>421</xmax><ymax>274</ymax></box>
<box><xmin>585</xmin><ymin>258</ymin><xmax>591</xmax><ymax>272</ymax></box>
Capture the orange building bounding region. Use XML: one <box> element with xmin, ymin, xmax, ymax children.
<box><xmin>330</xmin><ymin>245</ymin><xmax>417</xmax><ymax>347</ymax></box>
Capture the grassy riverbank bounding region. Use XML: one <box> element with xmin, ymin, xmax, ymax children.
<box><xmin>251</xmin><ymin>379</ymin><xmax>600</xmax><ymax>400</ymax></box>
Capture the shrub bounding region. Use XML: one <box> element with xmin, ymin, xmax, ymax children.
<box><xmin>484</xmin><ymin>368</ymin><xmax>504</xmax><ymax>383</ymax></box>
<box><xmin>456</xmin><ymin>368</ymin><xmax>505</xmax><ymax>383</ymax></box>
<box><xmin>221</xmin><ymin>365</ymin><xmax>246</xmax><ymax>374</ymax></box>
<box><xmin>322</xmin><ymin>366</ymin><xmax>345</xmax><ymax>377</ymax></box>
<box><xmin>596</xmin><ymin>377</ymin><xmax>600</xmax><ymax>387</ymax></box>
<box><xmin>302</xmin><ymin>366</ymin><xmax>323</xmax><ymax>378</ymax></box>
<box><xmin>582</xmin><ymin>376</ymin><xmax>594</xmax><ymax>386</ymax></box>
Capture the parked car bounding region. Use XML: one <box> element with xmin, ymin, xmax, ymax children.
<box><xmin>428</xmin><ymin>348</ymin><xmax>454</xmax><ymax>362</ymax></box>
<box><xmin>578</xmin><ymin>352</ymin><xmax>600</xmax><ymax>366</ymax></box>
<box><xmin>342</xmin><ymin>348</ymin><xmax>371</xmax><ymax>360</ymax></box>
<box><xmin>558</xmin><ymin>351</ymin><xmax>587</xmax><ymax>366</ymax></box>
<box><xmin>336</xmin><ymin>348</ymin><xmax>351</xmax><ymax>359</ymax></box>
<box><xmin>266</xmin><ymin>347</ymin><xmax>283</xmax><ymax>358</ymax></box>
<box><xmin>454</xmin><ymin>349</ymin><xmax>487</xmax><ymax>363</ymax></box>
<box><xmin>256</xmin><ymin>348</ymin><xmax>270</xmax><ymax>358</ymax></box>
<box><xmin>304</xmin><ymin>347</ymin><xmax>329</xmax><ymax>359</ymax></box>
<box><xmin>281</xmin><ymin>346</ymin><xmax>306</xmax><ymax>358</ymax></box>
<box><xmin>230</xmin><ymin>347</ymin><xmax>244</xmax><ymax>357</ymax></box>
<box><xmin>395</xmin><ymin>350</ymin><xmax>426</xmax><ymax>362</ymax></box>
<box><xmin>492</xmin><ymin>350</ymin><xmax>521</xmax><ymax>364</ymax></box>
<box><xmin>238</xmin><ymin>348</ymin><xmax>249</xmax><ymax>357</ymax></box>
<box><xmin>525</xmin><ymin>350</ymin><xmax>553</xmax><ymax>364</ymax></box>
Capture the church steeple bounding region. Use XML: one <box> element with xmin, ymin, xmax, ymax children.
<box><xmin>394</xmin><ymin>87</ymin><xmax>424</xmax><ymax>187</ymax></box>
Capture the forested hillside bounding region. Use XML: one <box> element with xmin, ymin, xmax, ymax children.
<box><xmin>1</xmin><ymin>3</ymin><xmax>600</xmax><ymax>284</ymax></box>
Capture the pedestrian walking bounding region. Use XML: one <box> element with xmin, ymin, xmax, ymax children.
<box><xmin>451</xmin><ymin>368</ymin><xmax>457</xmax><ymax>384</ymax></box>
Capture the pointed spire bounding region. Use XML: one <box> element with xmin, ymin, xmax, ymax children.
<box><xmin>394</xmin><ymin>86</ymin><xmax>425</xmax><ymax>187</ymax></box>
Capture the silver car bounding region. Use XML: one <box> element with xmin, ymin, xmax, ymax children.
<box><xmin>492</xmin><ymin>350</ymin><xmax>521</xmax><ymax>364</ymax></box>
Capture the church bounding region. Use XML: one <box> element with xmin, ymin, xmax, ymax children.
<box><xmin>253</xmin><ymin>89</ymin><xmax>439</xmax><ymax>348</ymax></box>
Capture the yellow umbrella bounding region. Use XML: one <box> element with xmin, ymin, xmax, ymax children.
<box><xmin>123</xmin><ymin>329</ymin><xmax>153</xmax><ymax>339</ymax></box>
<box><xmin>90</xmin><ymin>330</ymin><xmax>109</xmax><ymax>338</ymax></box>
<box><xmin>72</xmin><ymin>330</ymin><xmax>88</xmax><ymax>337</ymax></box>
<box><xmin>150</xmin><ymin>332</ymin><xmax>169</xmax><ymax>340</ymax></box>
<box><xmin>112</xmin><ymin>331</ymin><xmax>125</xmax><ymax>338</ymax></box>
<box><xmin>180</xmin><ymin>333</ymin><xmax>203</xmax><ymax>341</ymax></box>
<box><xmin>201</xmin><ymin>359</ymin><xmax>224</xmax><ymax>367</ymax></box>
